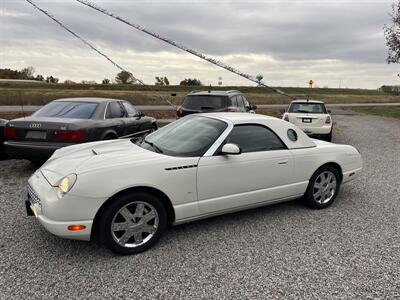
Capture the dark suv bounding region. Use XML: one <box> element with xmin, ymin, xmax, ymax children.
<box><xmin>176</xmin><ymin>90</ymin><xmax>257</xmax><ymax>118</ymax></box>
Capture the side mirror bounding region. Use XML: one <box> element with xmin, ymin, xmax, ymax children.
<box><xmin>327</xmin><ymin>110</ymin><xmax>332</xmax><ymax>114</ymax></box>
<box><xmin>135</xmin><ymin>111</ymin><xmax>145</xmax><ymax>118</ymax></box>
<box><xmin>279</xmin><ymin>108</ymin><xmax>286</xmax><ymax>114</ymax></box>
<box><xmin>250</xmin><ymin>104</ymin><xmax>257</xmax><ymax>111</ymax></box>
<box><xmin>221</xmin><ymin>143</ymin><xmax>241</xmax><ymax>155</ymax></box>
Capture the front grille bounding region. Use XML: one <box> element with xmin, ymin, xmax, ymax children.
<box><xmin>28</xmin><ymin>184</ymin><xmax>42</xmax><ymax>208</ymax></box>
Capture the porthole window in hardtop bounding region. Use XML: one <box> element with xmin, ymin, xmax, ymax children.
<box><xmin>287</xmin><ymin>129</ymin><xmax>298</xmax><ymax>142</ymax></box>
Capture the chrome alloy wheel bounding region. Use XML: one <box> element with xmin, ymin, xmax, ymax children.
<box><xmin>111</xmin><ymin>201</ymin><xmax>159</xmax><ymax>248</ymax></box>
<box><xmin>313</xmin><ymin>171</ymin><xmax>337</xmax><ymax>204</ymax></box>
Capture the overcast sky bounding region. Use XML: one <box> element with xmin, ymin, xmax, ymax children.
<box><xmin>1</xmin><ymin>0</ymin><xmax>399</xmax><ymax>88</ymax></box>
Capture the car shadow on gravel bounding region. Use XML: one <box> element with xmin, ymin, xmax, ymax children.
<box><xmin>26</xmin><ymin>196</ymin><xmax>344</xmax><ymax>258</ymax></box>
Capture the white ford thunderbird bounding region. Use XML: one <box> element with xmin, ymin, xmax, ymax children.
<box><xmin>27</xmin><ymin>113</ymin><xmax>362</xmax><ymax>254</ymax></box>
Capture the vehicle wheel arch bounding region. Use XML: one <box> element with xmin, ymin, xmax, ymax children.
<box><xmin>101</xmin><ymin>130</ymin><xmax>118</xmax><ymax>140</ymax></box>
<box><xmin>312</xmin><ymin>162</ymin><xmax>343</xmax><ymax>183</ymax></box>
<box><xmin>91</xmin><ymin>186</ymin><xmax>175</xmax><ymax>241</ymax></box>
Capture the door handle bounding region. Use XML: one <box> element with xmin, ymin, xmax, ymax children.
<box><xmin>278</xmin><ymin>160</ymin><xmax>289</xmax><ymax>165</ymax></box>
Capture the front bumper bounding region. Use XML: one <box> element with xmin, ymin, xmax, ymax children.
<box><xmin>5</xmin><ymin>140</ymin><xmax>76</xmax><ymax>159</ymax></box>
<box><xmin>26</xmin><ymin>170</ymin><xmax>106</xmax><ymax>241</ymax></box>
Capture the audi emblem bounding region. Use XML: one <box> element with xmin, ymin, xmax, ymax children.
<box><xmin>29</xmin><ymin>123</ymin><xmax>42</xmax><ymax>128</ymax></box>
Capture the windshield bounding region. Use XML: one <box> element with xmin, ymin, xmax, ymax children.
<box><xmin>182</xmin><ymin>95</ymin><xmax>230</xmax><ymax>110</ymax></box>
<box><xmin>140</xmin><ymin>116</ymin><xmax>228</xmax><ymax>157</ymax></box>
<box><xmin>33</xmin><ymin>101</ymin><xmax>98</xmax><ymax>119</ymax></box>
<box><xmin>288</xmin><ymin>102</ymin><xmax>327</xmax><ymax>114</ymax></box>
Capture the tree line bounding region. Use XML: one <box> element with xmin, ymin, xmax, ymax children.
<box><xmin>0</xmin><ymin>67</ymin><xmax>203</xmax><ymax>86</ymax></box>
<box><xmin>0</xmin><ymin>67</ymin><xmax>59</xmax><ymax>83</ymax></box>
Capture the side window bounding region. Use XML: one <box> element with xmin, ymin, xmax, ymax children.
<box><xmin>122</xmin><ymin>102</ymin><xmax>137</xmax><ymax>116</ymax></box>
<box><xmin>236</xmin><ymin>95</ymin><xmax>245</xmax><ymax>108</ymax></box>
<box><xmin>226</xmin><ymin>125</ymin><xmax>286</xmax><ymax>153</ymax></box>
<box><xmin>107</xmin><ymin>102</ymin><xmax>125</xmax><ymax>118</ymax></box>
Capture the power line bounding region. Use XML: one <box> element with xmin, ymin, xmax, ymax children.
<box><xmin>75</xmin><ymin>0</ymin><xmax>295</xmax><ymax>99</ymax></box>
<box><xmin>24</xmin><ymin>0</ymin><xmax>145</xmax><ymax>85</ymax></box>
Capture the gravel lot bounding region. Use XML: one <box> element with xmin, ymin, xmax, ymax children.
<box><xmin>0</xmin><ymin>114</ymin><xmax>399</xmax><ymax>299</ymax></box>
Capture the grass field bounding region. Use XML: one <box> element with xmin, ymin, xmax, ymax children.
<box><xmin>0</xmin><ymin>82</ymin><xmax>398</xmax><ymax>106</ymax></box>
<box><xmin>346</xmin><ymin>107</ymin><xmax>400</xmax><ymax>120</ymax></box>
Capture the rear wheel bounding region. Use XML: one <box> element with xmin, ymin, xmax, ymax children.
<box><xmin>28</xmin><ymin>158</ymin><xmax>46</xmax><ymax>166</ymax></box>
<box><xmin>303</xmin><ymin>165</ymin><xmax>340</xmax><ymax>209</ymax></box>
<box><xmin>98</xmin><ymin>192</ymin><xmax>167</xmax><ymax>255</ymax></box>
<box><xmin>323</xmin><ymin>129</ymin><xmax>333</xmax><ymax>142</ymax></box>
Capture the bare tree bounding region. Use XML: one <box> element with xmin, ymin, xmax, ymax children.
<box><xmin>21</xmin><ymin>66</ymin><xmax>35</xmax><ymax>79</ymax></box>
<box><xmin>115</xmin><ymin>71</ymin><xmax>136</xmax><ymax>84</ymax></box>
<box><xmin>155</xmin><ymin>76</ymin><xmax>170</xmax><ymax>86</ymax></box>
<box><xmin>256</xmin><ymin>74</ymin><xmax>264</xmax><ymax>86</ymax></box>
<box><xmin>384</xmin><ymin>1</ymin><xmax>400</xmax><ymax>64</ymax></box>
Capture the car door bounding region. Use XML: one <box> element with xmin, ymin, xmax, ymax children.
<box><xmin>197</xmin><ymin>124</ymin><xmax>294</xmax><ymax>215</ymax></box>
<box><xmin>121</xmin><ymin>101</ymin><xmax>142</xmax><ymax>134</ymax></box>
<box><xmin>105</xmin><ymin>101</ymin><xmax>128</xmax><ymax>136</ymax></box>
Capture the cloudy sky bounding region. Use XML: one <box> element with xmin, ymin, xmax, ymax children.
<box><xmin>1</xmin><ymin>0</ymin><xmax>399</xmax><ymax>88</ymax></box>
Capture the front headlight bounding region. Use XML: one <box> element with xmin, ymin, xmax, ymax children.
<box><xmin>57</xmin><ymin>174</ymin><xmax>77</xmax><ymax>198</ymax></box>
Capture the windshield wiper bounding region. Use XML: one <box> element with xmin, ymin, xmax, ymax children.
<box><xmin>143</xmin><ymin>139</ymin><xmax>163</xmax><ymax>153</ymax></box>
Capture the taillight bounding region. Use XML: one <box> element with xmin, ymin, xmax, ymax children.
<box><xmin>226</xmin><ymin>107</ymin><xmax>237</xmax><ymax>112</ymax></box>
<box><xmin>325</xmin><ymin>116</ymin><xmax>331</xmax><ymax>124</ymax></box>
<box><xmin>176</xmin><ymin>106</ymin><xmax>183</xmax><ymax>118</ymax></box>
<box><xmin>283</xmin><ymin>114</ymin><xmax>289</xmax><ymax>122</ymax></box>
<box><xmin>4</xmin><ymin>127</ymin><xmax>17</xmax><ymax>138</ymax></box>
<box><xmin>54</xmin><ymin>130</ymin><xmax>85</xmax><ymax>141</ymax></box>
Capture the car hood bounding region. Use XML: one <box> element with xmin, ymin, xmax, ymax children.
<box><xmin>40</xmin><ymin>139</ymin><xmax>164</xmax><ymax>185</ymax></box>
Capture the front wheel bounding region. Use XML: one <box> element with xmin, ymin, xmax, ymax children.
<box><xmin>99</xmin><ymin>192</ymin><xmax>167</xmax><ymax>255</ymax></box>
<box><xmin>302</xmin><ymin>166</ymin><xmax>341</xmax><ymax>209</ymax></box>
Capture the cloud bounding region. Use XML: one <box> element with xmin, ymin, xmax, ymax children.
<box><xmin>1</xmin><ymin>0</ymin><xmax>398</xmax><ymax>88</ymax></box>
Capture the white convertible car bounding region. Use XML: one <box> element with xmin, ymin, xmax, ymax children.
<box><xmin>27</xmin><ymin>113</ymin><xmax>362</xmax><ymax>254</ymax></box>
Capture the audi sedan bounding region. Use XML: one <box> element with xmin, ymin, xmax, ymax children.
<box><xmin>4</xmin><ymin>98</ymin><xmax>156</xmax><ymax>162</ymax></box>
<box><xmin>26</xmin><ymin>113</ymin><xmax>362</xmax><ymax>254</ymax></box>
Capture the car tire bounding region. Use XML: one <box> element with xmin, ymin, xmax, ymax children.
<box><xmin>324</xmin><ymin>130</ymin><xmax>333</xmax><ymax>142</ymax></box>
<box><xmin>0</xmin><ymin>146</ymin><xmax>8</xmax><ymax>160</ymax></box>
<box><xmin>28</xmin><ymin>158</ymin><xmax>46</xmax><ymax>166</ymax></box>
<box><xmin>98</xmin><ymin>192</ymin><xmax>167</xmax><ymax>255</ymax></box>
<box><xmin>302</xmin><ymin>165</ymin><xmax>341</xmax><ymax>209</ymax></box>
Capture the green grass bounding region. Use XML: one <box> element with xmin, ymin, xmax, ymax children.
<box><xmin>347</xmin><ymin>107</ymin><xmax>400</xmax><ymax>120</ymax></box>
<box><xmin>0</xmin><ymin>82</ymin><xmax>398</xmax><ymax>106</ymax></box>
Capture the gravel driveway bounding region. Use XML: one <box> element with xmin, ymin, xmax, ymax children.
<box><xmin>0</xmin><ymin>114</ymin><xmax>399</xmax><ymax>299</ymax></box>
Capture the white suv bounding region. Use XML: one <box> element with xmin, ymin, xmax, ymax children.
<box><xmin>282</xmin><ymin>100</ymin><xmax>333</xmax><ymax>141</ymax></box>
